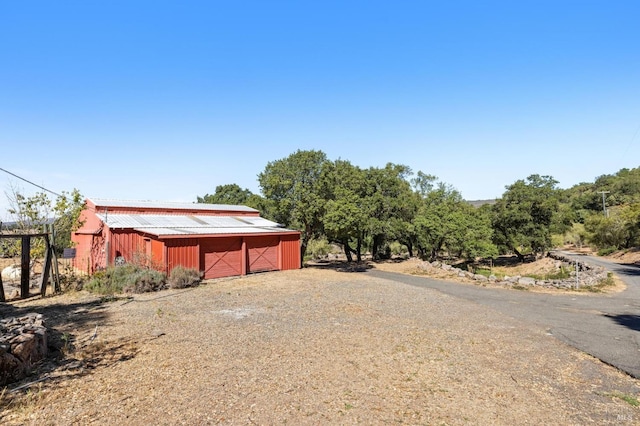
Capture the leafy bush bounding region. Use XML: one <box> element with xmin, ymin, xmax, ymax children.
<box><xmin>124</xmin><ymin>268</ymin><xmax>167</xmax><ymax>293</ymax></box>
<box><xmin>306</xmin><ymin>238</ymin><xmax>333</xmax><ymax>260</ymax></box>
<box><xmin>84</xmin><ymin>264</ymin><xmax>166</xmax><ymax>295</ymax></box>
<box><xmin>389</xmin><ymin>241</ymin><xmax>407</xmax><ymax>257</ymax></box>
<box><xmin>168</xmin><ymin>266</ymin><xmax>202</xmax><ymax>289</ymax></box>
<box><xmin>597</xmin><ymin>247</ymin><xmax>617</xmax><ymax>256</ymax></box>
<box><xmin>550</xmin><ymin>233</ymin><xmax>564</xmax><ymax>248</ymax></box>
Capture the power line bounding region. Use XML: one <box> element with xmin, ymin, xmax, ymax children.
<box><xmin>0</xmin><ymin>167</ymin><xmax>62</xmax><ymax>198</ymax></box>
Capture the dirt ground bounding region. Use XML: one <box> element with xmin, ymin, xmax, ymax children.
<box><xmin>1</xmin><ymin>265</ymin><xmax>639</xmax><ymax>425</ymax></box>
<box><xmin>606</xmin><ymin>248</ymin><xmax>640</xmax><ymax>265</ymax></box>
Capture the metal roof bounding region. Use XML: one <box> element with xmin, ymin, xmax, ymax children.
<box><xmin>88</xmin><ymin>198</ymin><xmax>258</xmax><ymax>213</ymax></box>
<box><xmin>96</xmin><ymin>213</ymin><xmax>279</xmax><ymax>228</ymax></box>
<box><xmin>133</xmin><ymin>226</ymin><xmax>289</xmax><ymax>237</ymax></box>
<box><xmin>95</xmin><ymin>213</ymin><xmax>296</xmax><ymax>237</ymax></box>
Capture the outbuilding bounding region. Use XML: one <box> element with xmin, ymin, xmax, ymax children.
<box><xmin>72</xmin><ymin>198</ymin><xmax>301</xmax><ymax>279</ymax></box>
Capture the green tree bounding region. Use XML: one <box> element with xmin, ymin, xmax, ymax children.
<box><xmin>320</xmin><ymin>160</ymin><xmax>367</xmax><ymax>261</ymax></box>
<box><xmin>5</xmin><ymin>186</ymin><xmax>84</xmax><ymax>257</ymax></box>
<box><xmin>197</xmin><ymin>183</ymin><xmax>266</xmax><ymax>214</ymax></box>
<box><xmin>584</xmin><ymin>213</ymin><xmax>627</xmax><ymax>250</ymax></box>
<box><xmin>412</xmin><ymin>181</ymin><xmax>496</xmax><ymax>261</ymax></box>
<box><xmin>52</xmin><ymin>189</ymin><xmax>85</xmax><ymax>253</ymax></box>
<box><xmin>584</xmin><ymin>203</ymin><xmax>640</xmax><ymax>250</ymax></box>
<box><xmin>492</xmin><ymin>174</ymin><xmax>562</xmax><ymax>261</ymax></box>
<box><xmin>564</xmin><ymin>167</ymin><xmax>640</xmax><ymax>217</ymax></box>
<box><xmin>363</xmin><ymin>164</ymin><xmax>417</xmax><ymax>259</ymax></box>
<box><xmin>459</xmin><ymin>203</ymin><xmax>499</xmax><ymax>260</ymax></box>
<box><xmin>258</xmin><ymin>149</ymin><xmax>329</xmax><ymax>261</ymax></box>
<box><xmin>197</xmin><ymin>184</ymin><xmax>254</xmax><ymax>205</ymax></box>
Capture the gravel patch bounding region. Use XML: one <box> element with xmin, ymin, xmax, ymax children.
<box><xmin>1</xmin><ymin>267</ymin><xmax>638</xmax><ymax>424</ymax></box>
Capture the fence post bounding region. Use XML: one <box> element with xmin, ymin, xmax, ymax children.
<box><xmin>0</xmin><ymin>272</ymin><xmax>5</xmax><ymax>302</ymax></box>
<box><xmin>20</xmin><ymin>236</ymin><xmax>30</xmax><ymax>299</ymax></box>
<box><xmin>40</xmin><ymin>234</ymin><xmax>53</xmax><ymax>297</ymax></box>
<box><xmin>49</xmin><ymin>224</ymin><xmax>61</xmax><ymax>292</ymax></box>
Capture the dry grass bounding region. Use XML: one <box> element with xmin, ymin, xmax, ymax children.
<box><xmin>373</xmin><ymin>257</ymin><xmax>628</xmax><ymax>294</ymax></box>
<box><xmin>1</xmin><ymin>267</ymin><xmax>639</xmax><ymax>424</ymax></box>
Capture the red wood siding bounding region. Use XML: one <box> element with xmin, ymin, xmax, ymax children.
<box><xmin>74</xmin><ymin>199</ymin><xmax>302</xmax><ymax>278</ymax></box>
<box><xmin>111</xmin><ymin>230</ymin><xmax>145</xmax><ymax>265</ymax></box>
<box><xmin>246</xmin><ymin>236</ymin><xmax>279</xmax><ymax>273</ymax></box>
<box><xmin>166</xmin><ymin>239</ymin><xmax>199</xmax><ymax>272</ymax></box>
<box><xmin>72</xmin><ymin>233</ymin><xmax>92</xmax><ymax>274</ymax></box>
<box><xmin>279</xmin><ymin>234</ymin><xmax>301</xmax><ymax>270</ymax></box>
<box><xmin>72</xmin><ymin>207</ymin><xmax>105</xmax><ymax>273</ymax></box>
<box><xmin>151</xmin><ymin>239</ymin><xmax>164</xmax><ymax>267</ymax></box>
<box><xmin>200</xmin><ymin>237</ymin><xmax>243</xmax><ymax>279</ymax></box>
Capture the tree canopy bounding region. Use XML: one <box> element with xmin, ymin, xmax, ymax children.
<box><xmin>3</xmin><ymin>186</ymin><xmax>85</xmax><ymax>257</ymax></box>
<box><xmin>194</xmin><ymin>151</ymin><xmax>640</xmax><ymax>263</ymax></box>
<box><xmin>491</xmin><ymin>175</ymin><xmax>564</xmax><ymax>261</ymax></box>
<box><xmin>258</xmin><ymin>149</ymin><xmax>329</xmax><ymax>260</ymax></box>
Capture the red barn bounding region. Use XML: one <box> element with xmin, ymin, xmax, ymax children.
<box><xmin>72</xmin><ymin>198</ymin><xmax>301</xmax><ymax>279</ymax></box>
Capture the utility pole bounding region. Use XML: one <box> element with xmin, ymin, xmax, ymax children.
<box><xmin>597</xmin><ymin>191</ymin><xmax>610</xmax><ymax>217</ymax></box>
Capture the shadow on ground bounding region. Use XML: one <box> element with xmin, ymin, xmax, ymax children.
<box><xmin>0</xmin><ymin>294</ymin><xmax>139</xmax><ymax>399</ymax></box>
<box><xmin>305</xmin><ymin>260</ymin><xmax>373</xmax><ymax>273</ymax></box>
<box><xmin>604</xmin><ymin>314</ymin><xmax>640</xmax><ymax>332</ymax></box>
<box><xmin>615</xmin><ymin>264</ymin><xmax>640</xmax><ymax>277</ymax></box>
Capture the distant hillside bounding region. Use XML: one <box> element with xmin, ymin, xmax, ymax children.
<box><xmin>466</xmin><ymin>199</ymin><xmax>497</xmax><ymax>208</ymax></box>
<box><xmin>0</xmin><ymin>218</ymin><xmax>55</xmax><ymax>231</ymax></box>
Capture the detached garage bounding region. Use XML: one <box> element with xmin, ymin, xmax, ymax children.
<box><xmin>72</xmin><ymin>198</ymin><xmax>301</xmax><ymax>279</ymax></box>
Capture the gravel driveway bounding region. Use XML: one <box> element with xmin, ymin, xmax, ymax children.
<box><xmin>1</xmin><ymin>267</ymin><xmax>639</xmax><ymax>424</ymax></box>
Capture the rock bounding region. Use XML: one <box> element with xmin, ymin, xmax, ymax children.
<box><xmin>518</xmin><ymin>277</ymin><xmax>536</xmax><ymax>286</ymax></box>
<box><xmin>1</xmin><ymin>265</ymin><xmax>20</xmax><ymax>282</ymax></box>
<box><xmin>11</xmin><ymin>333</ymin><xmax>37</xmax><ymax>363</ymax></box>
<box><xmin>417</xmin><ymin>262</ymin><xmax>431</xmax><ymax>270</ymax></box>
<box><xmin>473</xmin><ymin>274</ymin><xmax>488</xmax><ymax>282</ymax></box>
<box><xmin>0</xmin><ymin>312</ymin><xmax>48</xmax><ymax>386</ymax></box>
<box><xmin>0</xmin><ymin>350</ymin><xmax>25</xmax><ymax>385</ymax></box>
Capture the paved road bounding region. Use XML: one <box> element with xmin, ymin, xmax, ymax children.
<box><xmin>367</xmin><ymin>253</ymin><xmax>640</xmax><ymax>378</ymax></box>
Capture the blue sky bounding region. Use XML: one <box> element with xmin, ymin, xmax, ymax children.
<box><xmin>1</xmin><ymin>1</ymin><xmax>639</xmax><ymax>220</ymax></box>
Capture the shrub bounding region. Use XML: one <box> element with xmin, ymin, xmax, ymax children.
<box><xmin>597</xmin><ymin>247</ymin><xmax>617</xmax><ymax>256</ymax></box>
<box><xmin>583</xmin><ymin>272</ymin><xmax>616</xmax><ymax>293</ymax></box>
<box><xmin>389</xmin><ymin>241</ymin><xmax>407</xmax><ymax>257</ymax></box>
<box><xmin>84</xmin><ymin>264</ymin><xmax>167</xmax><ymax>295</ymax></box>
<box><xmin>306</xmin><ymin>238</ymin><xmax>333</xmax><ymax>260</ymax></box>
<box><xmin>550</xmin><ymin>233</ymin><xmax>564</xmax><ymax>248</ymax></box>
<box><xmin>123</xmin><ymin>268</ymin><xmax>167</xmax><ymax>293</ymax></box>
<box><xmin>168</xmin><ymin>266</ymin><xmax>202</xmax><ymax>289</ymax></box>
<box><xmin>377</xmin><ymin>244</ymin><xmax>392</xmax><ymax>260</ymax></box>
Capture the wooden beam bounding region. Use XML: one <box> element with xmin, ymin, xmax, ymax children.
<box><xmin>0</xmin><ymin>273</ymin><xmax>5</xmax><ymax>303</ymax></box>
<box><xmin>48</xmin><ymin>224</ymin><xmax>61</xmax><ymax>292</ymax></box>
<box><xmin>21</xmin><ymin>236</ymin><xmax>30</xmax><ymax>299</ymax></box>
<box><xmin>40</xmin><ymin>235</ymin><xmax>52</xmax><ymax>297</ymax></box>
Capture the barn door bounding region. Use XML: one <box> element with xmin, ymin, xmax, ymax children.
<box><xmin>247</xmin><ymin>236</ymin><xmax>279</xmax><ymax>273</ymax></box>
<box><xmin>201</xmin><ymin>238</ymin><xmax>242</xmax><ymax>279</ymax></box>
